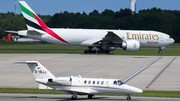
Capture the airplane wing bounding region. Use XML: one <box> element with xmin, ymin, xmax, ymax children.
<box><xmin>123</xmin><ymin>56</ymin><xmax>162</xmax><ymax>83</ymax></box>
<box><xmin>81</xmin><ymin>31</ymin><xmax>123</xmax><ymax>46</ymax></box>
<box><xmin>93</xmin><ymin>31</ymin><xmax>123</xmax><ymax>45</ymax></box>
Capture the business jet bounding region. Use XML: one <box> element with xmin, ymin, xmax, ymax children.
<box><xmin>7</xmin><ymin>1</ymin><xmax>174</xmax><ymax>54</ymax></box>
<box><xmin>15</xmin><ymin>56</ymin><xmax>162</xmax><ymax>100</ymax></box>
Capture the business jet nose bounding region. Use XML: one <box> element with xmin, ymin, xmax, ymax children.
<box><xmin>127</xmin><ymin>85</ymin><xmax>143</xmax><ymax>94</ymax></box>
<box><xmin>134</xmin><ymin>88</ymin><xmax>143</xmax><ymax>94</ymax></box>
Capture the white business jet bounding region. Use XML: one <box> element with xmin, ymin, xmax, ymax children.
<box><xmin>16</xmin><ymin>57</ymin><xmax>162</xmax><ymax>100</ymax></box>
<box><xmin>7</xmin><ymin>1</ymin><xmax>174</xmax><ymax>54</ymax></box>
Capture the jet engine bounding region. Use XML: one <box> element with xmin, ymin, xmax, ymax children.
<box><xmin>121</xmin><ymin>40</ymin><xmax>140</xmax><ymax>51</ymax></box>
<box><xmin>52</xmin><ymin>77</ymin><xmax>71</xmax><ymax>85</ymax></box>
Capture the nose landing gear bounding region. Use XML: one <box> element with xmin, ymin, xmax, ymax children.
<box><xmin>158</xmin><ymin>48</ymin><xmax>162</xmax><ymax>54</ymax></box>
<box><xmin>126</xmin><ymin>94</ymin><xmax>131</xmax><ymax>100</ymax></box>
<box><xmin>158</xmin><ymin>47</ymin><xmax>165</xmax><ymax>54</ymax></box>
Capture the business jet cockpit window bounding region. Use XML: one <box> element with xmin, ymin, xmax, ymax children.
<box><xmin>113</xmin><ymin>80</ymin><xmax>125</xmax><ymax>86</ymax></box>
<box><xmin>118</xmin><ymin>80</ymin><xmax>125</xmax><ymax>85</ymax></box>
<box><xmin>113</xmin><ymin>81</ymin><xmax>117</xmax><ymax>85</ymax></box>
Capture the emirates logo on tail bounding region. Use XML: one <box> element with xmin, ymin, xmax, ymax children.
<box><xmin>19</xmin><ymin>1</ymin><xmax>68</xmax><ymax>44</ymax></box>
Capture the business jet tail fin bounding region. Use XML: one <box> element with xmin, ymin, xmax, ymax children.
<box><xmin>15</xmin><ymin>61</ymin><xmax>55</xmax><ymax>79</ymax></box>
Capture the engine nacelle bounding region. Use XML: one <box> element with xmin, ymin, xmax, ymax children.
<box><xmin>53</xmin><ymin>77</ymin><xmax>71</xmax><ymax>85</ymax></box>
<box><xmin>122</xmin><ymin>40</ymin><xmax>140</xmax><ymax>51</ymax></box>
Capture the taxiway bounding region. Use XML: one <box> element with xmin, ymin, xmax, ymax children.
<box><xmin>0</xmin><ymin>54</ymin><xmax>179</xmax><ymax>91</ymax></box>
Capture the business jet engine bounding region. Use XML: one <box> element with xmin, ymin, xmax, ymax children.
<box><xmin>121</xmin><ymin>40</ymin><xmax>140</xmax><ymax>51</ymax></box>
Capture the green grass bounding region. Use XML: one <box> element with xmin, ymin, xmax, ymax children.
<box><xmin>0</xmin><ymin>88</ymin><xmax>180</xmax><ymax>98</ymax></box>
<box><xmin>0</xmin><ymin>40</ymin><xmax>180</xmax><ymax>56</ymax></box>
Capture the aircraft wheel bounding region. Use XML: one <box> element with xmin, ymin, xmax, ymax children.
<box><xmin>127</xmin><ymin>96</ymin><xmax>131</xmax><ymax>100</ymax></box>
<box><xmin>97</xmin><ymin>50</ymin><xmax>102</xmax><ymax>54</ymax></box>
<box><xmin>84</xmin><ymin>50</ymin><xmax>88</xmax><ymax>54</ymax></box>
<box><xmin>71</xmin><ymin>96</ymin><xmax>77</xmax><ymax>100</ymax></box>
<box><xmin>92</xmin><ymin>50</ymin><xmax>96</xmax><ymax>53</ymax></box>
<box><xmin>88</xmin><ymin>94</ymin><xmax>94</xmax><ymax>99</ymax></box>
<box><xmin>158</xmin><ymin>50</ymin><xmax>162</xmax><ymax>54</ymax></box>
<box><xmin>84</xmin><ymin>50</ymin><xmax>96</xmax><ymax>54</ymax></box>
<box><xmin>104</xmin><ymin>50</ymin><xmax>110</xmax><ymax>54</ymax></box>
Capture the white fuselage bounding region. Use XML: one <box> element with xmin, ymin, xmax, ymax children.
<box><xmin>18</xmin><ymin>29</ymin><xmax>174</xmax><ymax>48</ymax></box>
<box><xmin>36</xmin><ymin>76</ymin><xmax>142</xmax><ymax>95</ymax></box>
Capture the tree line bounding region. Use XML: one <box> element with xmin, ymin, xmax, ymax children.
<box><xmin>0</xmin><ymin>8</ymin><xmax>180</xmax><ymax>42</ymax></box>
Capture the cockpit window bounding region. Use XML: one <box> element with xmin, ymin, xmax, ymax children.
<box><xmin>169</xmin><ymin>36</ymin><xmax>172</xmax><ymax>39</ymax></box>
<box><xmin>113</xmin><ymin>81</ymin><xmax>117</xmax><ymax>85</ymax></box>
<box><xmin>118</xmin><ymin>80</ymin><xmax>125</xmax><ymax>86</ymax></box>
<box><xmin>114</xmin><ymin>80</ymin><xmax>125</xmax><ymax>86</ymax></box>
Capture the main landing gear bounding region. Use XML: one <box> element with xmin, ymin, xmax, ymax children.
<box><xmin>71</xmin><ymin>94</ymin><xmax>77</xmax><ymax>100</ymax></box>
<box><xmin>126</xmin><ymin>94</ymin><xmax>131</xmax><ymax>100</ymax></box>
<box><xmin>84</xmin><ymin>47</ymin><xmax>110</xmax><ymax>54</ymax></box>
<box><xmin>84</xmin><ymin>47</ymin><xmax>96</xmax><ymax>54</ymax></box>
<box><xmin>71</xmin><ymin>94</ymin><xmax>95</xmax><ymax>100</ymax></box>
<box><xmin>88</xmin><ymin>94</ymin><xmax>95</xmax><ymax>99</ymax></box>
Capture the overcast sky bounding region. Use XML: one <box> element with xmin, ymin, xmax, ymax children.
<box><xmin>1</xmin><ymin>0</ymin><xmax>180</xmax><ymax>15</ymax></box>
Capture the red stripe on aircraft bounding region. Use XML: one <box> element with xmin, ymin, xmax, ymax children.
<box><xmin>32</xmin><ymin>13</ymin><xmax>68</xmax><ymax>44</ymax></box>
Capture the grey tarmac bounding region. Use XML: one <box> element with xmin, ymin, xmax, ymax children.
<box><xmin>0</xmin><ymin>93</ymin><xmax>180</xmax><ymax>101</ymax></box>
<box><xmin>0</xmin><ymin>54</ymin><xmax>180</xmax><ymax>91</ymax></box>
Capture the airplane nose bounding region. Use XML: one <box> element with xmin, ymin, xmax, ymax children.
<box><xmin>134</xmin><ymin>88</ymin><xmax>143</xmax><ymax>94</ymax></box>
<box><xmin>172</xmin><ymin>38</ymin><xmax>175</xmax><ymax>43</ymax></box>
<box><xmin>127</xmin><ymin>85</ymin><xmax>143</xmax><ymax>94</ymax></box>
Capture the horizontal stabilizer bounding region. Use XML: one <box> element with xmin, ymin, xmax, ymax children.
<box><xmin>5</xmin><ymin>30</ymin><xmax>18</xmax><ymax>34</ymax></box>
<box><xmin>27</xmin><ymin>30</ymin><xmax>44</xmax><ymax>35</ymax></box>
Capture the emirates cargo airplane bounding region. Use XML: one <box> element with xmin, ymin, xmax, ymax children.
<box><xmin>9</xmin><ymin>1</ymin><xmax>174</xmax><ymax>54</ymax></box>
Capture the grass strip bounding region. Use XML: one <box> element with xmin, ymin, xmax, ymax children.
<box><xmin>0</xmin><ymin>41</ymin><xmax>180</xmax><ymax>56</ymax></box>
<box><xmin>0</xmin><ymin>88</ymin><xmax>180</xmax><ymax>98</ymax></box>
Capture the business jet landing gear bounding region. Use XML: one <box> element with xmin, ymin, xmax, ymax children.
<box><xmin>84</xmin><ymin>47</ymin><xmax>96</xmax><ymax>54</ymax></box>
<box><xmin>71</xmin><ymin>94</ymin><xmax>77</xmax><ymax>100</ymax></box>
<box><xmin>126</xmin><ymin>94</ymin><xmax>131</xmax><ymax>100</ymax></box>
<box><xmin>88</xmin><ymin>94</ymin><xmax>95</xmax><ymax>99</ymax></box>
